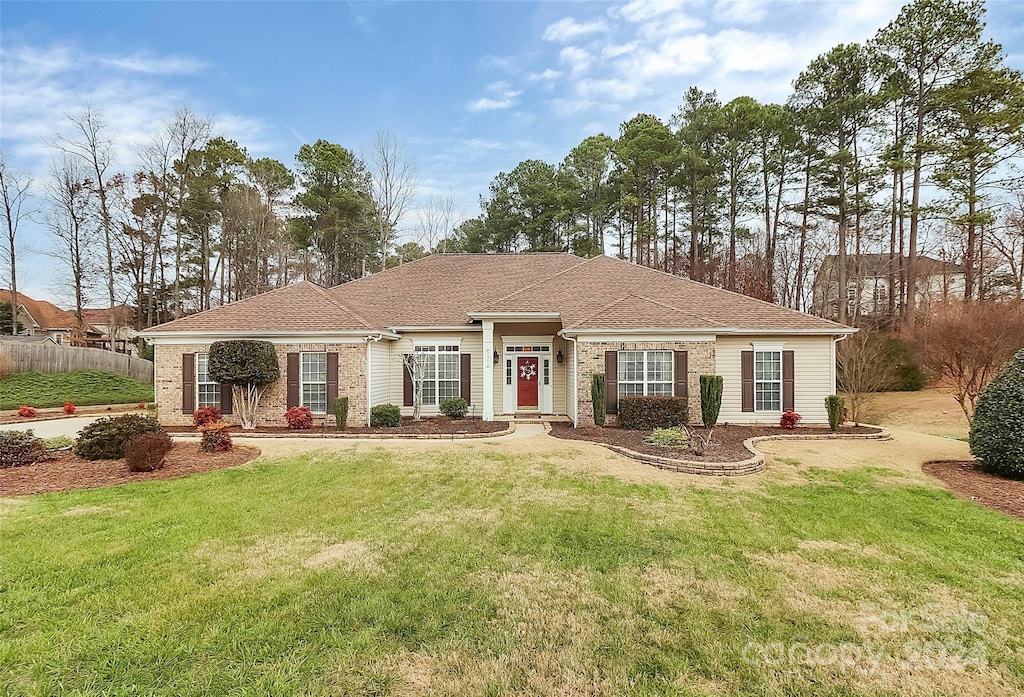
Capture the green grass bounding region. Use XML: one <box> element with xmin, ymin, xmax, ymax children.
<box><xmin>1</xmin><ymin>447</ymin><xmax>1022</xmax><ymax>696</ymax></box>
<box><xmin>0</xmin><ymin>370</ymin><xmax>154</xmax><ymax>409</ymax></box>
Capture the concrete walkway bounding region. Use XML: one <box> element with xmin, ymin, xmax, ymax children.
<box><xmin>0</xmin><ymin>415</ymin><xmax>114</xmax><ymax>439</ymax></box>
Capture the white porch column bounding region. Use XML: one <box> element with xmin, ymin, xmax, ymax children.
<box><xmin>482</xmin><ymin>320</ymin><xmax>495</xmax><ymax>420</ymax></box>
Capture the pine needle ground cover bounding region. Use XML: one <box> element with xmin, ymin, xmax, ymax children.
<box><xmin>1</xmin><ymin>443</ymin><xmax>1021</xmax><ymax>696</ymax></box>
<box><xmin>0</xmin><ymin>370</ymin><xmax>154</xmax><ymax>409</ymax></box>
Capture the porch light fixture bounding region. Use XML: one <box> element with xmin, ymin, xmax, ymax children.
<box><xmin>556</xmin><ymin>349</ymin><xmax>564</xmax><ymax>364</ymax></box>
<box><xmin>493</xmin><ymin>349</ymin><xmax>500</xmax><ymax>365</ymax></box>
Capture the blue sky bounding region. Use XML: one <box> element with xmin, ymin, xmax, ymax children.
<box><xmin>2</xmin><ymin>0</ymin><xmax>1023</xmax><ymax>303</ymax></box>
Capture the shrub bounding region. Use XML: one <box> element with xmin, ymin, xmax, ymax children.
<box><xmin>618</xmin><ymin>396</ymin><xmax>688</xmax><ymax>430</ymax></box>
<box><xmin>63</xmin><ymin>402</ymin><xmax>76</xmax><ymax>415</ymax></box>
<box><xmin>646</xmin><ymin>426</ymin><xmax>690</xmax><ymax>448</ymax></box>
<box><xmin>371</xmin><ymin>404</ymin><xmax>401</xmax><ymax>428</ymax></box>
<box><xmin>439</xmin><ymin>397</ymin><xmax>468</xmax><ymax>419</ymax></box>
<box><xmin>199</xmin><ymin>421</ymin><xmax>233</xmax><ymax>453</ymax></box>
<box><xmin>970</xmin><ymin>348</ymin><xmax>1024</xmax><ymax>479</ymax></box>
<box><xmin>192</xmin><ymin>406</ymin><xmax>222</xmax><ymax>428</ymax></box>
<box><xmin>18</xmin><ymin>405</ymin><xmax>36</xmax><ymax>418</ymax></box>
<box><xmin>44</xmin><ymin>435</ymin><xmax>74</xmax><ymax>450</ymax></box>
<box><xmin>825</xmin><ymin>395</ymin><xmax>844</xmax><ymax>432</ymax></box>
<box><xmin>285</xmin><ymin>406</ymin><xmax>314</xmax><ymax>429</ymax></box>
<box><xmin>334</xmin><ymin>396</ymin><xmax>350</xmax><ymax>431</ymax></box>
<box><xmin>124</xmin><ymin>431</ymin><xmax>173</xmax><ymax>473</ymax></box>
<box><xmin>592</xmin><ymin>374</ymin><xmax>606</xmax><ymax>426</ymax></box>
<box><xmin>207</xmin><ymin>340</ymin><xmax>280</xmax><ymax>430</ymax></box>
<box><xmin>74</xmin><ymin>414</ymin><xmax>162</xmax><ymax>460</ymax></box>
<box><xmin>0</xmin><ymin>430</ymin><xmax>48</xmax><ymax>469</ymax></box>
<box><xmin>780</xmin><ymin>411</ymin><xmax>802</xmax><ymax>430</ymax></box>
<box><xmin>699</xmin><ymin>375</ymin><xmax>723</xmax><ymax>428</ymax></box>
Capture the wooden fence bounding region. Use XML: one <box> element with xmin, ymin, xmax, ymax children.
<box><xmin>0</xmin><ymin>341</ymin><xmax>154</xmax><ymax>383</ymax></box>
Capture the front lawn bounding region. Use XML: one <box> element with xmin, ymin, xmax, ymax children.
<box><xmin>0</xmin><ymin>370</ymin><xmax>154</xmax><ymax>409</ymax></box>
<box><xmin>1</xmin><ymin>442</ymin><xmax>1022</xmax><ymax>696</ymax></box>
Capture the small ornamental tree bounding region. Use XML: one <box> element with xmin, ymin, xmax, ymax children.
<box><xmin>969</xmin><ymin>348</ymin><xmax>1024</xmax><ymax>479</ymax></box>
<box><xmin>207</xmin><ymin>340</ymin><xmax>280</xmax><ymax>430</ymax></box>
<box><xmin>699</xmin><ymin>375</ymin><xmax>723</xmax><ymax>428</ymax></box>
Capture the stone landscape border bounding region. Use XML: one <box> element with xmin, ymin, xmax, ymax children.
<box><xmin>559</xmin><ymin>426</ymin><xmax>891</xmax><ymax>476</ymax></box>
<box><xmin>171</xmin><ymin>422</ymin><xmax>516</xmax><ymax>441</ymax></box>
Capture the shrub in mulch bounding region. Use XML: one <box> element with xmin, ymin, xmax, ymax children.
<box><xmin>970</xmin><ymin>348</ymin><xmax>1024</xmax><ymax>480</ymax></box>
<box><xmin>199</xmin><ymin>421</ymin><xmax>233</xmax><ymax>452</ymax></box>
<box><xmin>74</xmin><ymin>414</ymin><xmax>162</xmax><ymax>460</ymax></box>
<box><xmin>334</xmin><ymin>396</ymin><xmax>349</xmax><ymax>431</ymax></box>
<box><xmin>618</xmin><ymin>396</ymin><xmax>688</xmax><ymax>430</ymax></box>
<box><xmin>780</xmin><ymin>411</ymin><xmax>802</xmax><ymax>430</ymax></box>
<box><xmin>285</xmin><ymin>406</ymin><xmax>314</xmax><ymax>429</ymax></box>
<box><xmin>63</xmin><ymin>402</ymin><xmax>76</xmax><ymax>415</ymax></box>
<box><xmin>825</xmin><ymin>395</ymin><xmax>844</xmax><ymax>432</ymax></box>
<box><xmin>646</xmin><ymin>427</ymin><xmax>690</xmax><ymax>448</ymax></box>
<box><xmin>192</xmin><ymin>406</ymin><xmax>223</xmax><ymax>428</ymax></box>
<box><xmin>371</xmin><ymin>404</ymin><xmax>401</xmax><ymax>428</ymax></box>
<box><xmin>18</xmin><ymin>406</ymin><xmax>36</xmax><ymax>418</ymax></box>
<box><xmin>439</xmin><ymin>397</ymin><xmax>469</xmax><ymax>419</ymax></box>
<box><xmin>124</xmin><ymin>431</ymin><xmax>173</xmax><ymax>472</ymax></box>
<box><xmin>0</xmin><ymin>430</ymin><xmax>49</xmax><ymax>468</ymax></box>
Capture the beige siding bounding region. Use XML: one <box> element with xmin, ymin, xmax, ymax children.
<box><xmin>716</xmin><ymin>335</ymin><xmax>835</xmax><ymax>425</ymax></box>
<box><xmin>387</xmin><ymin>332</ymin><xmax>485</xmax><ymax>418</ymax></box>
<box><xmin>368</xmin><ymin>340</ymin><xmax>391</xmax><ymax>409</ymax></box>
<box><xmin>490</xmin><ymin>322</ymin><xmax>568</xmax><ymax>415</ymax></box>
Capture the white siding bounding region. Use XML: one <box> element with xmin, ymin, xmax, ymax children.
<box><xmin>368</xmin><ymin>340</ymin><xmax>391</xmax><ymax>408</ymax></box>
<box><xmin>716</xmin><ymin>335</ymin><xmax>836</xmax><ymax>425</ymax></box>
<box><xmin>388</xmin><ymin>332</ymin><xmax>484</xmax><ymax>418</ymax></box>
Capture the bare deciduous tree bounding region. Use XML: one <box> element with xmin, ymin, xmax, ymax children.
<box><xmin>416</xmin><ymin>191</ymin><xmax>458</xmax><ymax>253</ymax></box>
<box><xmin>914</xmin><ymin>301</ymin><xmax>1024</xmax><ymax>423</ymax></box>
<box><xmin>367</xmin><ymin>131</ymin><xmax>418</xmax><ymax>271</ymax></box>
<box><xmin>0</xmin><ymin>153</ymin><xmax>33</xmax><ymax>335</ymax></box>
<box><xmin>401</xmin><ymin>350</ymin><xmax>429</xmax><ymax>421</ymax></box>
<box><xmin>837</xmin><ymin>329</ymin><xmax>899</xmax><ymax>423</ymax></box>
<box><xmin>46</xmin><ymin>155</ymin><xmax>97</xmax><ymax>330</ymax></box>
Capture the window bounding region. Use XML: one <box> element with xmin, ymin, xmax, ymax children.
<box><xmin>754</xmin><ymin>350</ymin><xmax>782</xmax><ymax>412</ymax></box>
<box><xmin>196</xmin><ymin>352</ymin><xmax>221</xmax><ymax>409</ymax></box>
<box><xmin>414</xmin><ymin>345</ymin><xmax>460</xmax><ymax>406</ymax></box>
<box><xmin>301</xmin><ymin>352</ymin><xmax>327</xmax><ymax>414</ymax></box>
<box><xmin>846</xmin><ymin>283</ymin><xmax>858</xmax><ymax>301</ymax></box>
<box><xmin>874</xmin><ymin>284</ymin><xmax>888</xmax><ymax>303</ymax></box>
<box><xmin>618</xmin><ymin>350</ymin><xmax>673</xmax><ymax>399</ymax></box>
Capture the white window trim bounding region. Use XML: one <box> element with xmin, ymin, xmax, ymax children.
<box><xmin>617</xmin><ymin>350</ymin><xmax>674</xmax><ymax>399</ymax></box>
<box><xmin>299</xmin><ymin>351</ymin><xmax>328</xmax><ymax>414</ymax></box>
<box><xmin>195</xmin><ymin>352</ymin><xmax>221</xmax><ymax>410</ymax></box>
<box><xmin>413</xmin><ymin>344</ymin><xmax>461</xmax><ymax>407</ymax></box>
<box><xmin>751</xmin><ymin>343</ymin><xmax>784</xmax><ymax>413</ymax></box>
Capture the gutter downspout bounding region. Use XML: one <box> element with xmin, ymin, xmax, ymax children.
<box><xmin>832</xmin><ymin>333</ymin><xmax>851</xmax><ymax>396</ymax></box>
<box><xmin>364</xmin><ymin>334</ymin><xmax>385</xmax><ymax>426</ymax></box>
<box><xmin>561</xmin><ymin>333</ymin><xmax>579</xmax><ymax>428</ymax></box>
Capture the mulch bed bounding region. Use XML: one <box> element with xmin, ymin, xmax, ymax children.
<box><xmin>0</xmin><ymin>442</ymin><xmax>260</xmax><ymax>497</ymax></box>
<box><xmin>922</xmin><ymin>460</ymin><xmax>1024</xmax><ymax>521</ymax></box>
<box><xmin>166</xmin><ymin>417</ymin><xmax>508</xmax><ymax>437</ymax></box>
<box><xmin>0</xmin><ymin>404</ymin><xmax>150</xmax><ymax>425</ymax></box>
<box><xmin>549</xmin><ymin>423</ymin><xmax>881</xmax><ymax>463</ymax></box>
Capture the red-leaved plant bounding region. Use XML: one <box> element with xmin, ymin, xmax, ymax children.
<box><xmin>285</xmin><ymin>406</ymin><xmax>313</xmax><ymax>429</ymax></box>
<box><xmin>780</xmin><ymin>411</ymin><xmax>802</xmax><ymax>430</ymax></box>
<box><xmin>198</xmin><ymin>421</ymin><xmax>233</xmax><ymax>452</ymax></box>
<box><xmin>18</xmin><ymin>406</ymin><xmax>36</xmax><ymax>418</ymax></box>
<box><xmin>192</xmin><ymin>406</ymin><xmax>223</xmax><ymax>428</ymax></box>
<box><xmin>63</xmin><ymin>402</ymin><xmax>76</xmax><ymax>415</ymax></box>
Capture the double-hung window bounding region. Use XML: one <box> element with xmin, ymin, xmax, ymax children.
<box><xmin>196</xmin><ymin>352</ymin><xmax>221</xmax><ymax>409</ymax></box>
<box><xmin>415</xmin><ymin>345</ymin><xmax>460</xmax><ymax>406</ymax></box>
<box><xmin>754</xmin><ymin>349</ymin><xmax>782</xmax><ymax>412</ymax></box>
<box><xmin>618</xmin><ymin>350</ymin><xmax>673</xmax><ymax>398</ymax></box>
<box><xmin>300</xmin><ymin>352</ymin><xmax>328</xmax><ymax>414</ymax></box>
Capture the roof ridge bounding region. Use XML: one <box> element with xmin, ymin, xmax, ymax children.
<box><xmin>483</xmin><ymin>254</ymin><xmax>598</xmax><ymax>306</ymax></box>
<box><xmin>305</xmin><ymin>282</ymin><xmax>377</xmax><ymax>332</ymax></box>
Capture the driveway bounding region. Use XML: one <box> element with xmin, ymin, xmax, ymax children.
<box><xmin>0</xmin><ymin>415</ymin><xmax>117</xmax><ymax>439</ymax></box>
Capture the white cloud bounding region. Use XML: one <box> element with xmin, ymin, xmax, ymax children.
<box><xmin>559</xmin><ymin>46</ymin><xmax>591</xmax><ymax>77</ymax></box>
<box><xmin>526</xmin><ymin>68</ymin><xmax>563</xmax><ymax>82</ymax></box>
<box><xmin>466</xmin><ymin>82</ymin><xmax>522</xmax><ymax>112</ymax></box>
<box><xmin>542</xmin><ymin>17</ymin><xmax>609</xmax><ymax>42</ymax></box>
<box><xmin>613</xmin><ymin>0</ymin><xmax>690</xmax><ymax>23</ymax></box>
<box><xmin>712</xmin><ymin>0</ymin><xmax>769</xmax><ymax>24</ymax></box>
<box><xmin>99</xmin><ymin>52</ymin><xmax>207</xmax><ymax>75</ymax></box>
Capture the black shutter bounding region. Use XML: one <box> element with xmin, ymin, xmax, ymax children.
<box><xmin>605</xmin><ymin>350</ymin><xmax>618</xmax><ymax>415</ymax></box>
<box><xmin>182</xmin><ymin>352</ymin><xmax>195</xmax><ymax>414</ymax></box>
<box><xmin>674</xmin><ymin>351</ymin><xmax>688</xmax><ymax>399</ymax></box>
<box><xmin>783</xmin><ymin>350</ymin><xmax>795</xmax><ymax>412</ymax></box>
<box><xmin>286</xmin><ymin>353</ymin><xmax>299</xmax><ymax>409</ymax></box>
<box><xmin>741</xmin><ymin>350</ymin><xmax>754</xmax><ymax>413</ymax></box>
<box><xmin>460</xmin><ymin>353</ymin><xmax>471</xmax><ymax>404</ymax></box>
<box><xmin>327</xmin><ymin>352</ymin><xmax>339</xmax><ymax>411</ymax></box>
<box><xmin>220</xmin><ymin>383</ymin><xmax>233</xmax><ymax>414</ymax></box>
<box><xmin>403</xmin><ymin>354</ymin><xmax>413</xmax><ymax>406</ymax></box>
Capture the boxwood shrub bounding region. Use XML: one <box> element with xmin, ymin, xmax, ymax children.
<box><xmin>439</xmin><ymin>397</ymin><xmax>468</xmax><ymax>419</ymax></box>
<box><xmin>0</xmin><ymin>430</ymin><xmax>48</xmax><ymax>469</ymax></box>
<box><xmin>74</xmin><ymin>414</ymin><xmax>162</xmax><ymax>460</ymax></box>
<box><xmin>618</xmin><ymin>396</ymin><xmax>688</xmax><ymax>430</ymax></box>
<box><xmin>970</xmin><ymin>348</ymin><xmax>1024</xmax><ymax>479</ymax></box>
<box><xmin>371</xmin><ymin>404</ymin><xmax>401</xmax><ymax>428</ymax></box>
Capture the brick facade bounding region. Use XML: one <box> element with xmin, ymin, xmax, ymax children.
<box><xmin>155</xmin><ymin>342</ymin><xmax>368</xmax><ymax>428</ymax></box>
<box><xmin>574</xmin><ymin>340</ymin><xmax>716</xmax><ymax>427</ymax></box>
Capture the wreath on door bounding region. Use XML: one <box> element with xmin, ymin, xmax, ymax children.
<box><xmin>519</xmin><ymin>362</ymin><xmax>537</xmax><ymax>381</ymax></box>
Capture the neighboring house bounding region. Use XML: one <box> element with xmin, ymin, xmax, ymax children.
<box><xmin>0</xmin><ymin>290</ymin><xmax>102</xmax><ymax>344</ymax></box>
<box><xmin>141</xmin><ymin>254</ymin><xmax>855</xmax><ymax>427</ymax></box>
<box><xmin>0</xmin><ymin>334</ymin><xmax>60</xmax><ymax>346</ymax></box>
<box><xmin>812</xmin><ymin>254</ymin><xmax>966</xmax><ymax>321</ymax></box>
<box><xmin>81</xmin><ymin>305</ymin><xmax>136</xmax><ymax>341</ymax></box>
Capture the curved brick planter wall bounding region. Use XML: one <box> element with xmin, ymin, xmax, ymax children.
<box><xmin>171</xmin><ymin>422</ymin><xmax>516</xmax><ymax>441</ymax></box>
<box><xmin>577</xmin><ymin>427</ymin><xmax>891</xmax><ymax>477</ymax></box>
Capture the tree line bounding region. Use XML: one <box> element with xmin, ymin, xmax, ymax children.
<box><xmin>446</xmin><ymin>0</ymin><xmax>1024</xmax><ymax>328</ymax></box>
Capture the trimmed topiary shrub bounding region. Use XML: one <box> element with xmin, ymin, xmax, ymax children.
<box><xmin>74</xmin><ymin>414</ymin><xmax>162</xmax><ymax>460</ymax></box>
<box><xmin>124</xmin><ymin>431</ymin><xmax>173</xmax><ymax>472</ymax></box>
<box><xmin>699</xmin><ymin>375</ymin><xmax>723</xmax><ymax>428</ymax></box>
<box><xmin>970</xmin><ymin>348</ymin><xmax>1024</xmax><ymax>479</ymax></box>
<box><xmin>618</xmin><ymin>396</ymin><xmax>688</xmax><ymax>430</ymax></box>
<box><xmin>192</xmin><ymin>406</ymin><xmax>222</xmax><ymax>428</ymax></box>
<box><xmin>592</xmin><ymin>374</ymin><xmax>606</xmax><ymax>426</ymax></box>
<box><xmin>285</xmin><ymin>406</ymin><xmax>314</xmax><ymax>429</ymax></box>
<box><xmin>646</xmin><ymin>426</ymin><xmax>689</xmax><ymax>448</ymax></box>
<box><xmin>825</xmin><ymin>395</ymin><xmax>844</xmax><ymax>432</ymax></box>
<box><xmin>334</xmin><ymin>396</ymin><xmax>349</xmax><ymax>431</ymax></box>
<box><xmin>207</xmin><ymin>340</ymin><xmax>280</xmax><ymax>430</ymax></box>
<box><xmin>0</xmin><ymin>429</ymin><xmax>48</xmax><ymax>468</ymax></box>
<box><xmin>199</xmin><ymin>421</ymin><xmax>233</xmax><ymax>452</ymax></box>
<box><xmin>371</xmin><ymin>404</ymin><xmax>401</xmax><ymax>428</ymax></box>
<box><xmin>439</xmin><ymin>397</ymin><xmax>468</xmax><ymax>419</ymax></box>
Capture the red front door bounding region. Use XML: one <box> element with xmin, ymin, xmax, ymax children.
<box><xmin>517</xmin><ymin>356</ymin><xmax>539</xmax><ymax>408</ymax></box>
